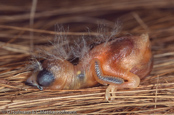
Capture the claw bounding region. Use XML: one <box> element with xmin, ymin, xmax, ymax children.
<box><xmin>105</xmin><ymin>85</ymin><xmax>117</xmax><ymax>102</ymax></box>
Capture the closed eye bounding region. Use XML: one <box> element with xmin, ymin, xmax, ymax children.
<box><xmin>37</xmin><ymin>69</ymin><xmax>55</xmax><ymax>87</ymax></box>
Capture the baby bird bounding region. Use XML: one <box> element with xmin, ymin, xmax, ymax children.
<box><xmin>26</xmin><ymin>33</ymin><xmax>153</xmax><ymax>102</ymax></box>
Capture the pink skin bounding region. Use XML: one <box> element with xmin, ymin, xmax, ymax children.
<box><xmin>26</xmin><ymin>34</ymin><xmax>153</xmax><ymax>102</ymax></box>
<box><xmin>88</xmin><ymin>34</ymin><xmax>153</xmax><ymax>101</ymax></box>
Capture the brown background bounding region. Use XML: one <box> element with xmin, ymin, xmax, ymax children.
<box><xmin>0</xmin><ymin>0</ymin><xmax>174</xmax><ymax>114</ymax></box>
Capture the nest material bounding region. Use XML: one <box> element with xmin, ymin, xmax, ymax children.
<box><xmin>0</xmin><ymin>0</ymin><xmax>174</xmax><ymax>114</ymax></box>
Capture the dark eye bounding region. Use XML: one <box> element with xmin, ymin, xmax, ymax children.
<box><xmin>37</xmin><ymin>69</ymin><xmax>55</xmax><ymax>87</ymax></box>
